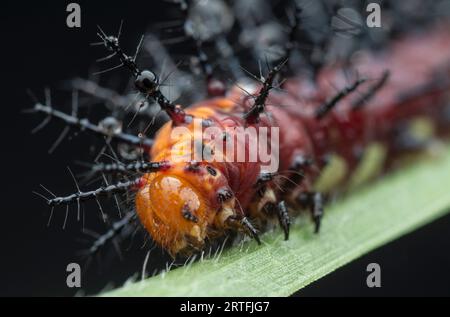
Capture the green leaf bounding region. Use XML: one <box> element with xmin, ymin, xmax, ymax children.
<box><xmin>104</xmin><ymin>148</ymin><xmax>450</xmax><ymax>297</ymax></box>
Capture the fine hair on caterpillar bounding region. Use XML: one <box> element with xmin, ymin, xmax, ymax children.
<box><xmin>28</xmin><ymin>0</ymin><xmax>450</xmax><ymax>267</ymax></box>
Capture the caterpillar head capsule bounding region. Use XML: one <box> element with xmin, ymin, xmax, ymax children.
<box><xmin>135</xmin><ymin>162</ymin><xmax>233</xmax><ymax>256</ymax></box>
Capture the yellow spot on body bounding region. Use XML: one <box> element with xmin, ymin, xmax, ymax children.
<box><xmin>348</xmin><ymin>142</ymin><xmax>387</xmax><ymax>190</ymax></box>
<box><xmin>314</xmin><ymin>154</ymin><xmax>348</xmax><ymax>193</ymax></box>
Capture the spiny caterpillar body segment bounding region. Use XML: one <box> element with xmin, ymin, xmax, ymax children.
<box><xmin>29</xmin><ymin>1</ymin><xmax>450</xmax><ymax>258</ymax></box>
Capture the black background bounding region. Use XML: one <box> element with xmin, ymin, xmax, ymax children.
<box><xmin>1</xmin><ymin>0</ymin><xmax>450</xmax><ymax>297</ymax></box>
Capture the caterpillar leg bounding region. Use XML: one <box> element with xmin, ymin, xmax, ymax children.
<box><xmin>297</xmin><ymin>191</ymin><xmax>324</xmax><ymax>234</ymax></box>
<box><xmin>261</xmin><ymin>200</ymin><xmax>290</xmax><ymax>240</ymax></box>
<box><xmin>255</xmin><ymin>173</ymin><xmax>291</xmax><ymax>240</ymax></box>
<box><xmin>226</xmin><ymin>216</ymin><xmax>261</xmax><ymax>245</ymax></box>
<box><xmin>275</xmin><ymin>201</ymin><xmax>290</xmax><ymax>240</ymax></box>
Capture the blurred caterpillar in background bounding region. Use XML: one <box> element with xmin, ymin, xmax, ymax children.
<box><xmin>29</xmin><ymin>0</ymin><xmax>450</xmax><ymax>257</ymax></box>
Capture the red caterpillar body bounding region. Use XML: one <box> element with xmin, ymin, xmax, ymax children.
<box><xmin>135</xmin><ymin>24</ymin><xmax>450</xmax><ymax>255</ymax></box>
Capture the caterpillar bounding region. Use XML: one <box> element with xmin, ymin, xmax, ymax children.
<box><xmin>30</xmin><ymin>0</ymin><xmax>450</xmax><ymax>259</ymax></box>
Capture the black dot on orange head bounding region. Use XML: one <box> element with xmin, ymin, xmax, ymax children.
<box><xmin>181</xmin><ymin>204</ymin><xmax>199</xmax><ymax>223</ymax></box>
<box><xmin>206</xmin><ymin>166</ymin><xmax>217</xmax><ymax>176</ymax></box>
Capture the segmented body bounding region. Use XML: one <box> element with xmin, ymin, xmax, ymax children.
<box><xmin>30</xmin><ymin>0</ymin><xmax>450</xmax><ymax>258</ymax></box>
<box><xmin>133</xmin><ymin>24</ymin><xmax>450</xmax><ymax>255</ymax></box>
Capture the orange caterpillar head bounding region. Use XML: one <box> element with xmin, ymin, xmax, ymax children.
<box><xmin>135</xmin><ymin>161</ymin><xmax>235</xmax><ymax>256</ymax></box>
<box><xmin>135</xmin><ymin>99</ymin><xmax>251</xmax><ymax>256</ymax></box>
